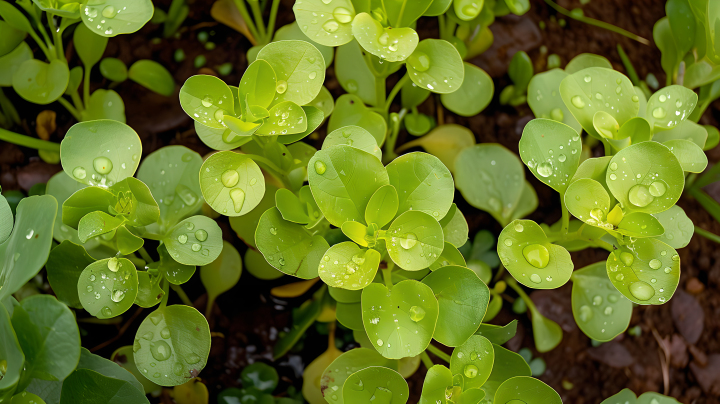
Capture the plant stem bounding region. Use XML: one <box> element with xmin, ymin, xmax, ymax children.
<box><xmin>560</xmin><ymin>200</ymin><xmax>570</xmax><ymax>236</ymax></box>
<box><xmin>504</xmin><ymin>276</ymin><xmax>539</xmax><ymax>313</ymax></box>
<box><xmin>171</xmin><ymin>284</ymin><xmax>194</xmax><ymax>306</ymax></box>
<box><xmin>137</xmin><ymin>246</ymin><xmax>153</xmax><ymax>263</ymax></box>
<box><xmin>694</xmin><ymin>226</ymin><xmax>720</xmax><ymax>244</ymax></box>
<box><xmin>543</xmin><ymin>0</ymin><xmax>650</xmax><ymax>45</ymax></box>
<box><xmin>160</xmin><ymin>279</ymin><xmax>170</xmax><ymax>309</ymax></box>
<box><xmin>616</xmin><ymin>44</ymin><xmax>651</xmax><ymax>97</ymax></box>
<box><xmin>385</xmin><ymin>74</ymin><xmax>409</xmax><ymax>113</ymax></box>
<box><xmin>233</xmin><ymin>0</ymin><xmax>261</xmax><ymax>43</ymax></box>
<box><xmin>57</xmin><ymin>97</ymin><xmax>83</xmax><ymax>121</ymax></box>
<box><xmin>426</xmin><ymin>344</ymin><xmax>451</xmax><ymax>362</ymax></box>
<box><xmin>382</xmin><ymin>264</ymin><xmax>393</xmax><ymax>289</ymax></box>
<box><xmin>420</xmin><ymin>351</ymin><xmax>434</xmax><ymax>369</ymax></box>
<box><xmin>248</xmin><ymin>0</ymin><xmax>266</xmax><ymax>38</ymax></box>
<box><xmin>205</xmin><ymin>294</ymin><xmax>216</xmax><ymax>319</ymax></box>
<box><xmin>265</xmin><ymin>0</ymin><xmax>282</xmax><ymax>42</ymax></box>
<box><xmin>0</xmin><ymin>127</ymin><xmax>61</xmax><ymax>152</ymax></box>
<box><xmin>375</xmin><ymin>75</ymin><xmax>387</xmax><ymax>110</ymax></box>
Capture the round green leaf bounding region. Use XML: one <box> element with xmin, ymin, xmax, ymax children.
<box><xmin>498</xmin><ymin>219</ymin><xmax>573</xmax><ymax>289</ymax></box>
<box><xmin>293</xmin><ymin>0</ymin><xmax>355</xmax><ymax>46</ymax></box>
<box><xmin>418</xmin><ymin>364</ymin><xmax>453</xmax><ymax>404</ymax></box>
<box><xmin>652</xmin><ymin>205</ymin><xmax>693</xmax><ymax>248</ymax></box>
<box><xmin>384</xmin><ymin>211</ymin><xmax>444</xmax><ymax>271</ymax></box>
<box><xmin>455</xmin><ymin>144</ymin><xmax>525</xmax><ymax>226</ymax></box>
<box><xmin>74</xmin><ymin>23</ymin><xmax>108</xmax><ymax>67</ymax></box>
<box><xmin>60</xmin><ymin>120</ymin><xmax>141</xmax><ymax>187</ymax></box>
<box><xmin>47</xmin><ymin>240</ymin><xmax>96</xmax><ymax>309</ymax></box>
<box><xmin>365</xmin><ymin>184</ymin><xmax>399</xmax><ymax>228</ymax></box>
<box><xmin>571</xmin><ymin>262</ymin><xmax>632</xmax><ymax>341</ymax></box>
<box><xmin>324</xmin><ymin>125</ymin><xmax>381</xmax><ymax>159</ymax></box>
<box><xmin>564</xmin><ymin>53</ymin><xmax>612</xmax><ymax>74</ymax></box>
<box><xmin>607</xmin><ymin>238</ymin><xmax>680</xmax><ymax>305</ymax></box>
<box><xmin>335</xmin><ymin>40</ymin><xmax>378</xmax><ymax>106</ymax></box>
<box><xmin>179</xmin><ymin>75</ymin><xmax>234</xmax><ymax>129</ymax></box>
<box><xmin>406</xmin><ymin>39</ymin><xmax>464</xmax><ymax>94</ymax></box>
<box><xmin>133</xmin><ymin>305</ymin><xmax>211</xmax><ymax>386</ymax></box>
<box><xmin>439</xmin><ymin>203</ymin><xmax>469</xmax><ymax>247</ymax></box>
<box><xmin>128</xmin><ymin>60</ymin><xmax>175</xmax><ymax>96</ymax></box>
<box><xmin>616</xmin><ymin>212</ymin><xmax>665</xmax><ymax>238</ymax></box>
<box><xmin>646</xmin><ymin>85</ymin><xmax>697</xmax><ymax>130</ymax></box>
<box><xmin>527</xmin><ymin>69</ymin><xmax>581</xmax><ymax>132</ymax></box>
<box><xmin>385</xmin><ymin>0</ymin><xmax>432</xmax><ymax>26</ymax></box>
<box><xmin>318</xmin><ymin>242</ymin><xmax>381</xmax><ymax>290</ymax></box>
<box><xmin>449</xmin><ymin>335</ymin><xmax>494</xmax><ymax>389</ymax></box>
<box><xmin>78</xmin><ymin>258</ymin><xmax>138</xmax><ymax>319</ymax></box>
<box><xmin>0</xmin><ymin>195</ymin><xmax>58</xmax><ymax>301</ymax></box>
<box><xmin>135</xmin><ymin>271</ymin><xmax>163</xmax><ymax>308</ymax></box>
<box><xmin>351</xmin><ymin>12</ymin><xmax>418</xmax><ymax>62</ymax></box>
<box><xmin>494</xmin><ymin>376</ymin><xmax>562</xmax><ymax>404</ymax></box>
<box><xmin>387</xmin><ymin>152</ymin><xmax>454</xmax><ymax>219</ymax></box>
<box><xmin>99</xmin><ymin>57</ymin><xmax>128</xmax><ymax>82</ymax></box>
<box><xmin>663</xmin><ymin>139</ymin><xmax>708</xmax><ymax>173</ymax></box>
<box><xmin>308</xmin><ymin>144</ymin><xmax>389</xmax><ymax>227</ymax></box>
<box><xmin>343</xmin><ymin>366</ymin><xmax>408</xmax><ymax>404</ymax></box>
<box><xmin>238</xmin><ymin>59</ymin><xmax>276</xmax><ymax>109</ymax></box>
<box><xmin>200</xmin><ymin>151</ymin><xmax>264</xmax><ymax>217</ymax></box>
<box><xmin>0</xmin><ymin>41</ymin><xmax>32</xmax><ymax>86</ymax></box>
<box><xmin>519</xmin><ymin>118</ymin><xmax>582</xmax><ymax>193</ymax></box>
<box><xmin>200</xmin><ymin>240</ymin><xmax>242</xmax><ymax>302</ymax></box>
<box><xmin>163</xmin><ymin>215</ymin><xmax>222</xmax><ymax>266</ymax></box>
<box><xmin>274</xmin><ymin>22</ymin><xmax>334</xmax><ymax>66</ymax></box>
<box><xmin>13</xmin><ymin>59</ymin><xmax>69</xmax><ymax>104</ymax></box>
<box><xmin>361</xmin><ymin>280</ymin><xmax>439</xmax><ymax>359</ymax></box>
<box><xmin>441</xmin><ymin>63</ymin><xmax>493</xmax><ymax>116</ymax></box>
<box><xmin>10</xmin><ymin>392</ymin><xmax>45</xmax><ymax>404</ymax></box>
<box><xmin>564</xmin><ymin>178</ymin><xmax>612</xmax><ymax>230</ymax></box>
<box><xmin>327</xmin><ymin>94</ymin><xmax>387</xmax><ymax>145</ymax></box>
<box><xmin>559</xmin><ymin>67</ymin><xmax>639</xmax><ymax>139</ymax></box>
<box><xmin>256</xmin><ymin>207</ymin><xmax>329</xmax><ymax>279</ymax></box>
<box><xmin>80</xmin><ymin>0</ymin><xmax>154</xmax><ymax>37</ymax></box>
<box><xmin>423</xmin><ymin>266</ymin><xmax>489</xmax><ymax>346</ymax></box>
<box><xmin>257</xmin><ymin>101</ymin><xmax>308</xmax><ymax>135</ymax></box>
<box><xmin>257</xmin><ymin>40</ymin><xmax>325</xmax><ymax>106</ymax></box>
<box><xmin>606</xmin><ymin>141</ymin><xmax>684</xmax><ymax>214</ymax></box>
<box><xmin>428</xmin><ymin>241</ymin><xmax>466</xmax><ymax>270</ymax></box>
<box><xmin>81</xmin><ymin>89</ymin><xmax>126</xmax><ymax>122</ymax></box>
<box><xmin>0</xmin><ymin>20</ymin><xmax>25</xmax><ymax>57</ymax></box>
<box><xmin>321</xmin><ymin>348</ymin><xmax>396</xmax><ymax>404</ymax></box>
<box><xmin>245</xmin><ymin>248</ymin><xmax>283</xmax><ymax>280</ymax></box>
<box><xmin>137</xmin><ymin>146</ymin><xmax>203</xmax><ymax>228</ymax></box>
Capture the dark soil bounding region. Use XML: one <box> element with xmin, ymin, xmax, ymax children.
<box><xmin>2</xmin><ymin>0</ymin><xmax>720</xmax><ymax>403</ymax></box>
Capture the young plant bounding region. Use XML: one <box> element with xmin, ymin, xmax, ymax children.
<box><xmin>42</xmin><ymin>119</ymin><xmax>221</xmax><ymax>388</ymax></box>
<box><xmin>0</xmin><ymin>0</ymin><xmax>172</xmax><ymax>126</ymax></box>
<box><xmin>494</xmin><ymin>56</ymin><xmax>711</xmax><ymax>348</ymax></box>
<box><xmin>601</xmin><ymin>389</ymin><xmax>680</xmax><ymax>404</ymax></box>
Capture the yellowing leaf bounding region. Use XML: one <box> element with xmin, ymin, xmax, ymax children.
<box><xmin>302</xmin><ymin>345</ymin><xmax>343</xmax><ymax>404</ymax></box>
<box><xmin>172</xmin><ymin>378</ymin><xmax>209</xmax><ymax>404</ymax></box>
<box><xmin>36</xmin><ymin>110</ymin><xmax>56</xmax><ymax>140</ymax></box>
<box><xmin>270</xmin><ymin>278</ymin><xmax>319</xmax><ymax>298</ymax></box>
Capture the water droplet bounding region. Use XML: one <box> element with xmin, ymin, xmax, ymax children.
<box><xmin>592</xmin><ymin>295</ymin><xmax>603</xmax><ymax>305</ymax></box>
<box><xmin>322</xmin><ymin>19</ymin><xmax>339</xmax><ymax>33</ymax></box>
<box><xmin>463</xmin><ymin>364</ymin><xmax>479</xmax><ymax>378</ymax></box>
<box><xmin>333</xmin><ymin>7</ymin><xmax>353</xmax><ymax>23</ymax></box>
<box><xmin>609</xmin><ymin>173</ymin><xmax>617</xmax><ymax>181</ymax></box>
<box><xmin>150</xmin><ymin>340</ymin><xmax>172</xmax><ymax>361</ymax></box>
<box><xmin>620</xmin><ymin>252</ymin><xmax>634</xmax><ymax>266</ymax></box>
<box><xmin>102</xmin><ymin>307</ymin><xmax>112</xmax><ymax>317</ymax></box>
<box><xmin>616</xmin><ymin>273</ymin><xmax>624</xmax><ymax>281</ymax></box>
<box><xmin>632</xmin><ymin>95</ymin><xmax>639</xmax><ymax>102</ymax></box>
<box><xmin>409</xmin><ymin>52</ymin><xmax>430</xmax><ymax>72</ymax></box>
<box><xmin>579</xmin><ymin>305</ymin><xmax>592</xmax><ymax>322</ymax></box>
<box><xmin>73</xmin><ymin>166</ymin><xmax>87</xmax><ymax>179</ymax></box>
<box><xmin>523</xmin><ymin>243</ymin><xmax>550</xmax><ymax>269</ymax></box>
<box><xmin>177</xmin><ymin>234</ymin><xmax>188</xmax><ymax>244</ymax></box>
<box><xmin>314</xmin><ymin>160</ymin><xmax>327</xmax><ymax>175</ymax></box>
<box><xmin>514</xmin><ymin>223</ymin><xmax>524</xmax><ymax>232</ymax></box>
<box><xmin>376</xmin><ymin>339</ymin><xmax>383</xmax><ymax>346</ymax></box>
<box><xmin>584</xmin><ymin>75</ymin><xmax>592</xmax><ymax>83</ymax></box>
<box><xmin>604</xmin><ymin>306</ymin><xmax>613</xmax><ymax>315</ymax></box>
<box><xmin>550</xmin><ymin>108</ymin><xmax>564</xmax><ymax>121</ymax></box>
<box><xmin>86</xmin><ymin>285</ymin><xmax>93</xmax><ymax>292</ymax></box>
<box><xmin>675</xmin><ymin>100</ymin><xmax>683</xmax><ymax>108</ymax></box>
<box><xmin>400</xmin><ymin>233</ymin><xmax>417</xmax><ymax>249</ymax></box>
<box><xmin>308</xmin><ymin>72</ymin><xmax>317</xmax><ymax>80</ymax></box>
<box><xmin>90</xmin><ymin>274</ymin><xmax>96</xmax><ymax>281</ymax></box>
<box><xmin>93</xmin><ymin>156</ymin><xmax>113</xmax><ymax>175</ymax></box>
<box><xmin>648</xmin><ymin>181</ymin><xmax>666</xmax><ymax>197</ymax></box>
<box><xmin>671</xmin><ymin>254</ymin><xmax>679</xmax><ymax>261</ymax></box>
<box><xmin>652</xmin><ymin>107</ymin><xmax>667</xmax><ymax>119</ymax></box>
<box><xmin>659</xmin><ymin>94</ymin><xmax>667</xmax><ymax>102</ymax></box>
<box><xmin>409</xmin><ymin>306</ymin><xmax>425</xmax><ymax>322</ymax></box>
<box><xmin>173</xmin><ymin>362</ymin><xmax>184</xmax><ymax>376</ymax></box>
<box><xmin>571</xmin><ymin>95</ymin><xmax>585</xmax><ymax>109</ymax></box>
<box><xmin>629</xmin><ymin>281</ymin><xmax>655</xmax><ymax>301</ymax></box>
<box><xmin>191</xmin><ymin>243</ymin><xmax>201</xmax><ymax>252</ymax></box>
<box><xmin>107</xmin><ymin>257</ymin><xmax>119</xmax><ymax>272</ymax></box>
<box><xmin>346</xmin><ymin>80</ymin><xmax>359</xmax><ymax>93</ymax></box>
<box><xmin>537</xmin><ymin>162</ymin><xmax>553</xmax><ymax>177</ymax></box>
<box><xmin>102</xmin><ymin>5</ymin><xmax>116</xmax><ymax>18</ymax></box>
<box><xmin>276</xmin><ymin>80</ymin><xmax>288</xmax><ymax>94</ymax></box>
<box><xmin>230</xmin><ymin>188</ymin><xmax>245</xmax><ymax>212</ymax></box>
<box><xmin>194</xmin><ymin>230</ymin><xmax>208</xmax><ymax>242</ymax></box>
<box><xmin>664</xmin><ymin>267</ymin><xmax>671</xmax><ymax>274</ymax></box>
<box><xmin>610</xmin><ymin>162</ymin><xmax>618</xmax><ymax>170</ymax></box>
<box><xmin>558</xmin><ymin>154</ymin><xmax>567</xmax><ymax>162</ymax></box>
<box><xmin>201</xmin><ymin>96</ymin><xmax>213</xmax><ymax>108</ymax></box>
<box><xmin>649</xmin><ymin>259</ymin><xmax>661</xmax><ymax>269</ymax></box>
<box><xmin>160</xmin><ymin>327</ymin><xmax>171</xmax><ymax>339</ymax></box>
<box><xmin>186</xmin><ymin>353</ymin><xmax>201</xmax><ymax>364</ymax></box>
<box><xmin>529</xmin><ymin>273</ymin><xmax>542</xmax><ymax>283</ymax></box>
<box><xmin>608</xmin><ymin>294</ymin><xmax>618</xmax><ymax>303</ymax></box>
<box><xmin>111</xmin><ymin>289</ymin><xmax>125</xmax><ymax>302</ymax></box>
<box><xmin>628</xmin><ymin>184</ymin><xmax>654</xmax><ymax>207</ymax></box>
<box><xmin>221</xmin><ymin>169</ymin><xmax>239</xmax><ymax>187</ymax></box>
<box><xmin>503</xmin><ymin>239</ymin><xmax>513</xmax><ymax>247</ymax></box>
<box><xmin>378</xmin><ymin>32</ymin><xmax>389</xmax><ymax>45</ymax></box>
<box><xmin>270</xmin><ymin>227</ymin><xmax>278</xmax><ymax>235</ymax></box>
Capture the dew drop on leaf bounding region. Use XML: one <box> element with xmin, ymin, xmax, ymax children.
<box><xmin>463</xmin><ymin>364</ymin><xmax>478</xmax><ymax>378</ymax></box>
<box><xmin>649</xmin><ymin>259</ymin><xmax>661</xmax><ymax>270</ymax></box>
<box><xmin>178</xmin><ymin>234</ymin><xmax>188</xmax><ymax>244</ymax></box>
<box><xmin>523</xmin><ymin>244</ymin><xmax>550</xmax><ymax>269</ymax></box>
<box><xmin>111</xmin><ymin>289</ymin><xmax>125</xmax><ymax>302</ymax></box>
<box><xmin>229</xmin><ymin>188</ymin><xmax>246</xmax><ymax>212</ymax></box>
<box><xmin>514</xmin><ymin>223</ymin><xmax>524</xmax><ymax>232</ymax></box>
<box><xmin>195</xmin><ymin>229</ymin><xmax>208</xmax><ymax>242</ymax></box>
<box><xmin>399</xmin><ymin>233</ymin><xmax>417</xmax><ymax>249</ymax></box>
<box><xmin>276</xmin><ymin>80</ymin><xmax>288</xmax><ymax>94</ymax></box>
<box><xmin>408</xmin><ymin>306</ymin><xmax>425</xmax><ymax>322</ymax></box>
<box><xmin>333</xmin><ymin>7</ymin><xmax>353</xmax><ymax>23</ymax></box>
<box><xmin>652</xmin><ymin>107</ymin><xmax>666</xmax><ymax>119</ymax></box>
<box><xmin>102</xmin><ymin>307</ymin><xmax>112</xmax><ymax>317</ymax></box>
<box><xmin>571</xmin><ymin>95</ymin><xmax>585</xmax><ymax>109</ymax></box>
<box><xmin>628</xmin><ymin>281</ymin><xmax>655</xmax><ymax>301</ymax></box>
<box><xmin>108</xmin><ymin>257</ymin><xmax>119</xmax><ymax>272</ymax></box>
<box><xmin>550</xmin><ymin>108</ymin><xmax>564</xmax><ymax>121</ymax></box>
<box><xmin>73</xmin><ymin>166</ymin><xmax>87</xmax><ymax>179</ymax></box>
<box><xmin>185</xmin><ymin>222</ymin><xmax>195</xmax><ymax>231</ymax></box>
<box><xmin>221</xmin><ymin>169</ymin><xmax>239</xmax><ymax>187</ymax></box>
<box><xmin>191</xmin><ymin>243</ymin><xmax>201</xmax><ymax>252</ymax></box>
<box><xmin>579</xmin><ymin>305</ymin><xmax>592</xmax><ymax>322</ymax></box>
<box><xmin>314</xmin><ymin>160</ymin><xmax>327</xmax><ymax>175</ymax></box>
<box><xmin>150</xmin><ymin>340</ymin><xmax>172</xmax><ymax>361</ymax></box>
<box><xmin>322</xmin><ymin>20</ymin><xmax>339</xmax><ymax>33</ymax></box>
<box><xmin>628</xmin><ymin>184</ymin><xmax>654</xmax><ymax>207</ymax></box>
<box><xmin>648</xmin><ymin>181</ymin><xmax>666</xmax><ymax>197</ymax></box>
<box><xmin>536</xmin><ymin>162</ymin><xmax>553</xmax><ymax>177</ymax></box>
<box><xmin>619</xmin><ymin>252</ymin><xmax>634</xmax><ymax>266</ymax></box>
<box><xmin>201</xmin><ymin>96</ymin><xmax>213</xmax><ymax>108</ymax></box>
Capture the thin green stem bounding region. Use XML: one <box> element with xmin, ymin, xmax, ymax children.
<box><xmin>57</xmin><ymin>97</ymin><xmax>82</xmax><ymax>121</ymax></box>
<box><xmin>384</xmin><ymin>74</ymin><xmax>409</xmax><ymax>113</ymax></box>
<box><xmin>375</xmin><ymin>75</ymin><xmax>387</xmax><ymax>109</ymax></box>
<box><xmin>137</xmin><ymin>246</ymin><xmax>153</xmax><ymax>263</ymax></box>
<box><xmin>694</xmin><ymin>226</ymin><xmax>720</xmax><ymax>244</ymax></box>
<box><xmin>543</xmin><ymin>0</ymin><xmax>650</xmax><ymax>45</ymax></box>
<box><xmin>438</xmin><ymin>14</ymin><xmax>446</xmax><ymax>40</ymax></box>
<box><xmin>420</xmin><ymin>351</ymin><xmax>434</xmax><ymax>369</ymax></box>
<box><xmin>160</xmin><ymin>279</ymin><xmax>170</xmax><ymax>309</ymax></box>
<box><xmin>0</xmin><ymin>127</ymin><xmax>61</xmax><ymax>152</ymax></box>
<box><xmin>83</xmin><ymin>64</ymin><xmax>92</xmax><ymax>109</ymax></box>
<box><xmin>560</xmin><ymin>200</ymin><xmax>570</xmax><ymax>236</ymax></box>
<box><xmin>171</xmin><ymin>284</ymin><xmax>194</xmax><ymax>306</ymax></box>
<box><xmin>205</xmin><ymin>295</ymin><xmax>216</xmax><ymax>319</ymax></box>
<box><xmin>233</xmin><ymin>0</ymin><xmax>261</xmax><ymax>43</ymax></box>
<box><xmin>426</xmin><ymin>344</ymin><xmax>451</xmax><ymax>363</ymax></box>
<box><xmin>593</xmin><ymin>238</ymin><xmax>615</xmax><ymax>252</ymax></box>
<box><xmin>505</xmin><ymin>276</ymin><xmax>539</xmax><ymax>313</ymax></box>
<box><xmin>248</xmin><ymin>0</ymin><xmax>266</xmax><ymax>38</ymax></box>
<box><xmin>382</xmin><ymin>265</ymin><xmax>393</xmax><ymax>289</ymax></box>
<box><xmin>48</xmin><ymin>15</ymin><xmax>66</xmax><ymax>62</ymax></box>
<box><xmin>265</xmin><ymin>0</ymin><xmax>282</xmax><ymax>42</ymax></box>
<box><xmin>395</xmin><ymin>0</ymin><xmax>408</xmax><ymax>27</ymax></box>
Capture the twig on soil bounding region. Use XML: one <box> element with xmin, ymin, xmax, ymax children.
<box><xmin>90</xmin><ymin>307</ymin><xmax>144</xmax><ymax>352</ymax></box>
<box><xmin>651</xmin><ymin>327</ymin><xmax>671</xmax><ymax>395</ymax></box>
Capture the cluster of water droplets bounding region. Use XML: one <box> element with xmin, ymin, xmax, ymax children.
<box><xmin>455</xmin><ymin>348</ymin><xmax>489</xmax><ymax>380</ymax></box>
<box><xmin>569</xmin><ymin>76</ymin><xmax>637</xmax><ymax>113</ymax></box>
<box><xmin>297</xmin><ymin>0</ymin><xmax>354</xmax><ymax>39</ymax></box>
<box><xmin>265</xmin><ymin>104</ymin><xmax>304</xmax><ymax>135</ymax></box>
<box><xmin>577</xmin><ymin>282</ymin><xmax>623</xmax><ymax>334</ymax></box>
<box><xmin>134</xmin><ymin>312</ymin><xmax>202</xmax><ymax>379</ymax></box>
<box><xmin>502</xmin><ymin>223</ymin><xmax>555</xmax><ymax>285</ymax></box>
<box><xmin>194</xmin><ymin>93</ymin><xmax>230</xmax><ymax>127</ymax></box>
<box><xmin>607</xmin><ymin>160</ymin><xmax>668</xmax><ymax>208</ymax></box>
<box><xmin>526</xmin><ymin>134</ymin><xmax>579</xmax><ymax>189</ymax></box>
<box><xmin>608</xmin><ymin>245</ymin><xmax>678</xmax><ymax>303</ymax></box>
<box><xmin>85</xmin><ymin>257</ymin><xmax>135</xmax><ymax>317</ymax></box>
<box><xmin>176</xmin><ymin>221</ymin><xmax>211</xmax><ymax>257</ymax></box>
<box><xmin>154</xmin><ymin>152</ymin><xmax>200</xmax><ymax>211</ymax></box>
<box><xmin>319</xmin><ymin>251</ymin><xmax>372</xmax><ymax>288</ymax></box>
<box><xmin>84</xmin><ymin>3</ymin><xmax>128</xmax><ymax>35</ymax></box>
<box><xmin>651</xmin><ymin>91</ymin><xmax>694</xmax><ymax>127</ymax></box>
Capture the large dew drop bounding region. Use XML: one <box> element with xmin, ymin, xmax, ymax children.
<box><xmin>648</xmin><ymin>181</ymin><xmax>666</xmax><ymax>197</ymax></box>
<box><xmin>322</xmin><ymin>20</ymin><xmax>339</xmax><ymax>33</ymax></box>
<box><xmin>571</xmin><ymin>95</ymin><xmax>585</xmax><ymax>109</ymax></box>
<box><xmin>102</xmin><ymin>5</ymin><xmax>116</xmax><ymax>18</ymax></box>
<box><xmin>111</xmin><ymin>289</ymin><xmax>125</xmax><ymax>303</ymax></box>
<box><xmin>73</xmin><ymin>166</ymin><xmax>87</xmax><ymax>180</ymax></box>
<box><xmin>230</xmin><ymin>188</ymin><xmax>246</xmax><ymax>213</ymax></box>
<box><xmin>463</xmin><ymin>364</ymin><xmax>479</xmax><ymax>378</ymax></box>
<box><xmin>333</xmin><ymin>7</ymin><xmax>353</xmax><ymax>23</ymax></box>
<box><xmin>399</xmin><ymin>233</ymin><xmax>418</xmax><ymax>249</ymax></box>
<box><xmin>108</xmin><ymin>257</ymin><xmax>119</xmax><ymax>272</ymax></box>
<box><xmin>150</xmin><ymin>340</ymin><xmax>172</xmax><ymax>361</ymax></box>
<box><xmin>408</xmin><ymin>305</ymin><xmax>425</xmax><ymax>322</ymax></box>
<box><xmin>314</xmin><ymin>160</ymin><xmax>327</xmax><ymax>175</ymax></box>
<box><xmin>619</xmin><ymin>252</ymin><xmax>634</xmax><ymax>266</ymax></box>
<box><xmin>409</xmin><ymin>52</ymin><xmax>430</xmax><ymax>72</ymax></box>
<box><xmin>628</xmin><ymin>184</ymin><xmax>654</xmax><ymax>207</ymax></box>
<box><xmin>536</xmin><ymin>162</ymin><xmax>553</xmax><ymax>177</ymax></box>
<box><xmin>93</xmin><ymin>156</ymin><xmax>113</xmax><ymax>175</ymax></box>
<box><xmin>522</xmin><ymin>244</ymin><xmax>550</xmax><ymax>269</ymax></box>
<box><xmin>628</xmin><ymin>281</ymin><xmax>655</xmax><ymax>301</ymax></box>
<box><xmin>195</xmin><ymin>229</ymin><xmax>208</xmax><ymax>242</ymax></box>
<box><xmin>276</xmin><ymin>80</ymin><xmax>288</xmax><ymax>94</ymax></box>
<box><xmin>221</xmin><ymin>169</ymin><xmax>239</xmax><ymax>188</ymax></box>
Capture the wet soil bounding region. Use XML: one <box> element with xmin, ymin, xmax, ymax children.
<box><xmin>2</xmin><ymin>0</ymin><xmax>720</xmax><ymax>403</ymax></box>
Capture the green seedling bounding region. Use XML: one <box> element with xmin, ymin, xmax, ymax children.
<box><xmin>39</xmin><ymin>119</ymin><xmax>220</xmax><ymax>389</ymax></box>
<box><xmin>500</xmin><ymin>51</ymin><xmax>534</xmax><ymax>106</ymax></box>
<box><xmin>495</xmin><ymin>56</ymin><xmax>710</xmax><ymax>349</ymax></box>
<box><xmin>0</xmin><ymin>0</ymin><xmax>173</xmax><ymax>129</ymax></box>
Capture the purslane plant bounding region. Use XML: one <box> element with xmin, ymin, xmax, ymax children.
<box><xmin>0</xmin><ymin>0</ymin><xmax>173</xmax><ymax>126</ymax></box>
<box><xmin>40</xmin><ymin>119</ymin><xmax>221</xmax><ymax>389</ymax></box>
